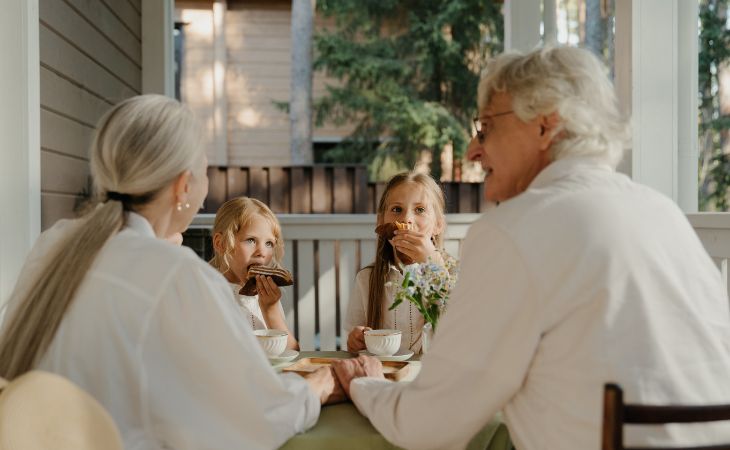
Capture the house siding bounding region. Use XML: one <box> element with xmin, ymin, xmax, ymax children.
<box><xmin>177</xmin><ymin>0</ymin><xmax>352</xmax><ymax>167</ymax></box>
<box><xmin>39</xmin><ymin>0</ymin><xmax>141</xmax><ymax>230</ymax></box>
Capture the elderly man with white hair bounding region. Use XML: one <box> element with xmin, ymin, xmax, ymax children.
<box><xmin>332</xmin><ymin>46</ymin><xmax>730</xmax><ymax>449</ymax></box>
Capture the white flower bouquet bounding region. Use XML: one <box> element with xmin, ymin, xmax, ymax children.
<box><xmin>388</xmin><ymin>256</ymin><xmax>458</xmax><ymax>332</ymax></box>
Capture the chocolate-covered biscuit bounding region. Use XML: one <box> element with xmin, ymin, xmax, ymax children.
<box><xmin>239</xmin><ymin>265</ymin><xmax>295</xmax><ymax>296</ymax></box>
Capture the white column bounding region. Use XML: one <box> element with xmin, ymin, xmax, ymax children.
<box><xmin>615</xmin><ymin>0</ymin><xmax>697</xmax><ymax>211</ymax></box>
<box><xmin>0</xmin><ymin>0</ymin><xmax>40</xmax><ymax>305</ymax></box>
<box><xmin>503</xmin><ymin>0</ymin><xmax>542</xmax><ymax>52</ymax></box>
<box><xmin>212</xmin><ymin>0</ymin><xmax>228</xmax><ymax>165</ymax></box>
<box><xmin>142</xmin><ymin>0</ymin><xmax>175</xmax><ymax>96</ymax></box>
<box><xmin>677</xmin><ymin>0</ymin><xmax>699</xmax><ymax>212</ymax></box>
<box><xmin>543</xmin><ymin>0</ymin><xmax>558</xmax><ymax>46</ymax></box>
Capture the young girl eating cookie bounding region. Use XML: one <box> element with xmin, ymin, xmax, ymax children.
<box><xmin>210</xmin><ymin>197</ymin><xmax>298</xmax><ymax>350</ymax></box>
<box><xmin>344</xmin><ymin>172</ymin><xmax>456</xmax><ymax>354</ymax></box>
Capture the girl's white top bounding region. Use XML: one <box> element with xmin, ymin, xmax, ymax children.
<box><xmin>227</xmin><ymin>283</ymin><xmax>286</xmax><ymax>331</ymax></box>
<box><xmin>345</xmin><ymin>265</ymin><xmax>426</xmax><ymax>353</ymax></box>
<box><xmin>4</xmin><ymin>212</ymin><xmax>319</xmax><ymax>450</ymax></box>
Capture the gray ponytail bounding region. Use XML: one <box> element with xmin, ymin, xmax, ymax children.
<box><xmin>0</xmin><ymin>95</ymin><xmax>202</xmax><ymax>379</ymax></box>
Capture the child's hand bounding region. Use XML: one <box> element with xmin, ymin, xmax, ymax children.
<box><xmin>347</xmin><ymin>326</ymin><xmax>371</xmax><ymax>352</ymax></box>
<box><xmin>256</xmin><ymin>275</ymin><xmax>282</xmax><ymax>310</ymax></box>
<box><xmin>390</xmin><ymin>229</ymin><xmax>442</xmax><ymax>264</ymax></box>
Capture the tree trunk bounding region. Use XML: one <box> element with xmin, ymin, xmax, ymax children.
<box><xmin>290</xmin><ymin>0</ymin><xmax>316</xmax><ymax>164</ymax></box>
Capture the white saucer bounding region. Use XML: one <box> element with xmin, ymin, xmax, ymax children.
<box><xmin>268</xmin><ymin>349</ymin><xmax>299</xmax><ymax>364</ymax></box>
<box><xmin>358</xmin><ymin>349</ymin><xmax>414</xmax><ymax>362</ymax></box>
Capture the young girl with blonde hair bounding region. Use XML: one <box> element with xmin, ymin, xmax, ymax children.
<box><xmin>344</xmin><ymin>171</ymin><xmax>456</xmax><ymax>354</ymax></box>
<box><xmin>210</xmin><ymin>197</ymin><xmax>298</xmax><ymax>350</ymax></box>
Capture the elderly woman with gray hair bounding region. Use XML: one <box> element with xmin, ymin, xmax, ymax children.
<box><xmin>333</xmin><ymin>46</ymin><xmax>730</xmax><ymax>449</ymax></box>
<box><xmin>0</xmin><ymin>95</ymin><xmax>343</xmax><ymax>449</ymax></box>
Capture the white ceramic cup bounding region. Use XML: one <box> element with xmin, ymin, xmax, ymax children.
<box><xmin>254</xmin><ymin>329</ymin><xmax>288</xmax><ymax>357</ymax></box>
<box><xmin>364</xmin><ymin>329</ymin><xmax>402</xmax><ymax>356</ymax></box>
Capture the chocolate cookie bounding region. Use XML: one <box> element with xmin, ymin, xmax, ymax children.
<box><xmin>239</xmin><ymin>265</ymin><xmax>295</xmax><ymax>296</ymax></box>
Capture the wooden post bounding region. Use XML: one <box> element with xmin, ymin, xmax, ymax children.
<box><xmin>677</xmin><ymin>0</ymin><xmax>698</xmax><ymax>212</ymax></box>
<box><xmin>290</xmin><ymin>0</ymin><xmax>316</xmax><ymax>164</ymax></box>
<box><xmin>204</xmin><ymin>167</ymin><xmax>228</xmax><ymax>213</ymax></box>
<box><xmin>503</xmin><ymin>0</ymin><xmax>541</xmax><ymax>52</ymax></box>
<box><xmin>212</xmin><ymin>0</ymin><xmax>228</xmax><ymax>166</ymax></box>
<box><xmin>602</xmin><ymin>384</ymin><xmax>624</xmax><ymax>450</ymax></box>
<box><xmin>543</xmin><ymin>0</ymin><xmax>558</xmax><ymax>45</ymax></box>
<box><xmin>0</xmin><ymin>0</ymin><xmax>40</xmax><ymax>305</ymax></box>
<box><xmin>615</xmin><ymin>0</ymin><xmax>698</xmax><ymax>211</ymax></box>
<box><xmin>142</xmin><ymin>0</ymin><xmax>174</xmax><ymax>96</ymax></box>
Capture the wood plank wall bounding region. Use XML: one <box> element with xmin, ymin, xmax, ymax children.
<box><xmin>39</xmin><ymin>0</ymin><xmax>142</xmax><ymax>229</ymax></box>
<box><xmin>204</xmin><ymin>166</ymin><xmax>489</xmax><ymax>214</ymax></box>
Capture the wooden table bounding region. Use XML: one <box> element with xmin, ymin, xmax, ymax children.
<box><xmin>277</xmin><ymin>351</ymin><xmax>512</xmax><ymax>450</ymax></box>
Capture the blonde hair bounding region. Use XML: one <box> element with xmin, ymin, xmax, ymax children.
<box><xmin>366</xmin><ymin>172</ymin><xmax>447</xmax><ymax>329</ymax></box>
<box><xmin>0</xmin><ymin>95</ymin><xmax>203</xmax><ymax>379</ymax></box>
<box><xmin>478</xmin><ymin>46</ymin><xmax>630</xmax><ymax>169</ymax></box>
<box><xmin>210</xmin><ymin>197</ymin><xmax>285</xmax><ymax>276</ymax></box>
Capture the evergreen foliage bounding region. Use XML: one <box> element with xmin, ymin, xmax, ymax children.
<box><xmin>313</xmin><ymin>0</ymin><xmax>502</xmax><ymax>180</ymax></box>
<box><xmin>699</xmin><ymin>0</ymin><xmax>730</xmax><ymax>210</ymax></box>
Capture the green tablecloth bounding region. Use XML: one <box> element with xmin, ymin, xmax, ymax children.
<box><xmin>278</xmin><ymin>352</ymin><xmax>512</xmax><ymax>450</ymax></box>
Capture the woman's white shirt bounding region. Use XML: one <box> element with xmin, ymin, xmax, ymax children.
<box><xmin>5</xmin><ymin>212</ymin><xmax>319</xmax><ymax>450</ymax></box>
<box><xmin>344</xmin><ymin>266</ymin><xmax>425</xmax><ymax>353</ymax></box>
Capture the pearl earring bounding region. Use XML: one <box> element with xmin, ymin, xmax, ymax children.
<box><xmin>176</xmin><ymin>202</ymin><xmax>182</xmax><ymax>212</ymax></box>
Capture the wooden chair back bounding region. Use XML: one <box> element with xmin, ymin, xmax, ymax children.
<box><xmin>602</xmin><ymin>383</ymin><xmax>730</xmax><ymax>450</ymax></box>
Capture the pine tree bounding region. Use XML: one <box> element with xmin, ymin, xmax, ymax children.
<box><xmin>699</xmin><ymin>0</ymin><xmax>730</xmax><ymax>210</ymax></box>
<box><xmin>313</xmin><ymin>0</ymin><xmax>502</xmax><ymax>180</ymax></box>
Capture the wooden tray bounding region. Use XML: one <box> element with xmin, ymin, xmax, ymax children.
<box><xmin>281</xmin><ymin>357</ymin><xmax>410</xmax><ymax>381</ymax></box>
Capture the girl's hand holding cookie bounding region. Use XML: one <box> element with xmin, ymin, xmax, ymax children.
<box><xmin>391</xmin><ymin>229</ymin><xmax>442</xmax><ymax>264</ymax></box>
<box><xmin>347</xmin><ymin>326</ymin><xmax>371</xmax><ymax>352</ymax></box>
<box><xmin>256</xmin><ymin>275</ymin><xmax>282</xmax><ymax>310</ymax></box>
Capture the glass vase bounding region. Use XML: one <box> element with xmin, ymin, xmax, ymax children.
<box><xmin>421</xmin><ymin>322</ymin><xmax>434</xmax><ymax>354</ymax></box>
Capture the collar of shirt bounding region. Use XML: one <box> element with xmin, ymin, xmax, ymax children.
<box><xmin>529</xmin><ymin>157</ymin><xmax>614</xmax><ymax>190</ymax></box>
<box><xmin>126</xmin><ymin>211</ymin><xmax>157</xmax><ymax>238</ymax></box>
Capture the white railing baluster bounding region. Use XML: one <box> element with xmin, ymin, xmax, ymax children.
<box><xmin>359</xmin><ymin>240</ymin><xmax>377</xmax><ymax>271</ymax></box>
<box><xmin>338</xmin><ymin>241</ymin><xmax>358</xmax><ymax>349</ymax></box>
<box><xmin>282</xmin><ymin>239</ymin><xmax>296</xmax><ymax>334</ymax></box>
<box><xmin>297</xmin><ymin>240</ymin><xmax>316</xmax><ymax>350</ymax></box>
<box><xmin>687</xmin><ymin>213</ymin><xmax>730</xmax><ymax>303</ymax></box>
<box><xmin>318</xmin><ymin>241</ymin><xmax>337</xmax><ymax>351</ymax></box>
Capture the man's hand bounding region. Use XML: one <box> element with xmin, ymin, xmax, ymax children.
<box><xmin>331</xmin><ymin>355</ymin><xmax>385</xmax><ymax>398</ymax></box>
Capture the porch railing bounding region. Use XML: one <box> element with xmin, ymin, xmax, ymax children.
<box><xmin>189</xmin><ymin>212</ymin><xmax>730</xmax><ymax>351</ymax></box>
<box><xmin>687</xmin><ymin>213</ymin><xmax>730</xmax><ymax>296</ymax></box>
<box><xmin>189</xmin><ymin>213</ymin><xmax>478</xmax><ymax>350</ymax></box>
